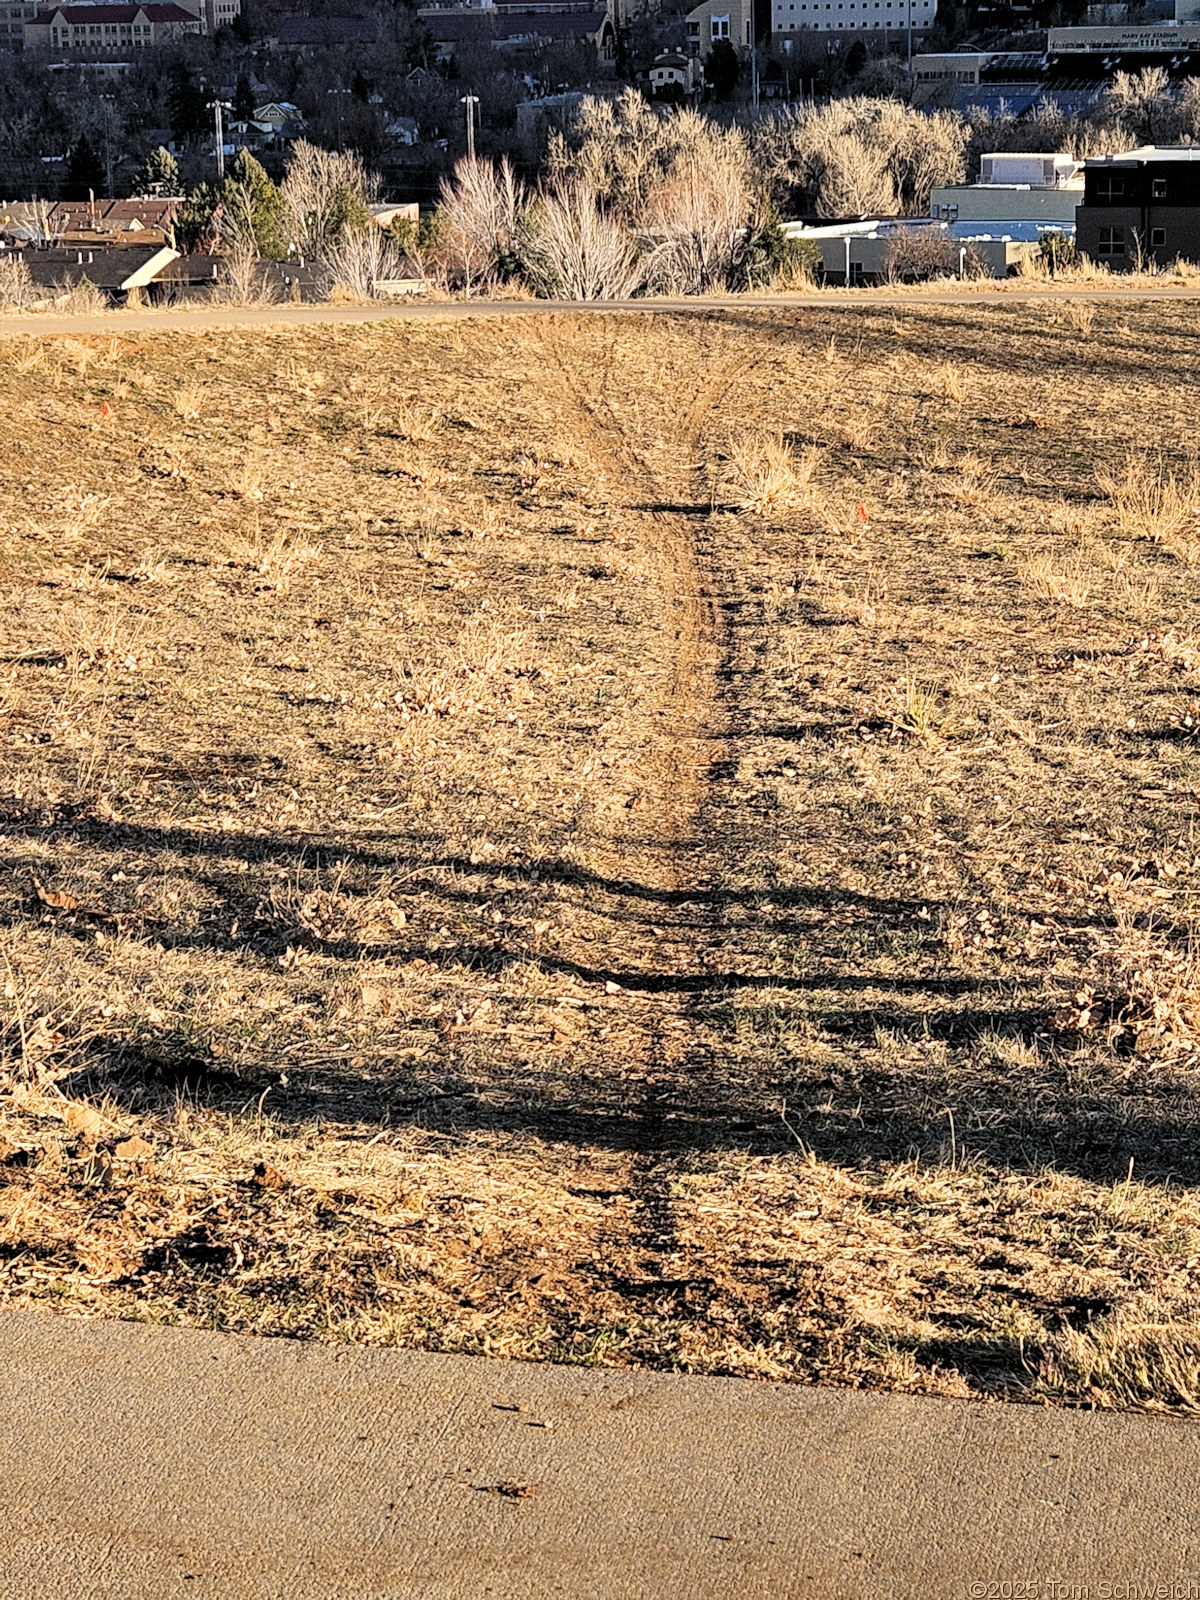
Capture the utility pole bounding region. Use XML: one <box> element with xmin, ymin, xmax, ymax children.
<box><xmin>101</xmin><ymin>98</ymin><xmax>114</xmax><ymax>193</ymax></box>
<box><xmin>460</xmin><ymin>93</ymin><xmax>479</xmax><ymax>161</ymax></box>
<box><xmin>327</xmin><ymin>86</ymin><xmax>350</xmax><ymax>152</ymax></box>
<box><xmin>907</xmin><ymin>0</ymin><xmax>912</xmax><ymax>68</ymax></box>
<box><xmin>209</xmin><ymin>99</ymin><xmax>230</xmax><ymax>181</ymax></box>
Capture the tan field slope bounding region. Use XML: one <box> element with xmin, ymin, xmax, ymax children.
<box><xmin>2</xmin><ymin>302</ymin><xmax>1200</xmax><ymax>1410</ymax></box>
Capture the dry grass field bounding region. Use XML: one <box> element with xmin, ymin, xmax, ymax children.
<box><xmin>3</xmin><ymin>303</ymin><xmax>1200</xmax><ymax>1411</ymax></box>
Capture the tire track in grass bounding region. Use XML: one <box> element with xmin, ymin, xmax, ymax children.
<box><xmin>534</xmin><ymin>317</ymin><xmax>747</xmax><ymax>1315</ymax></box>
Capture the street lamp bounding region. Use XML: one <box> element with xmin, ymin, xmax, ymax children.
<box><xmin>208</xmin><ymin>98</ymin><xmax>232</xmax><ymax>181</ymax></box>
<box><xmin>327</xmin><ymin>87</ymin><xmax>351</xmax><ymax>152</ymax></box>
<box><xmin>460</xmin><ymin>93</ymin><xmax>479</xmax><ymax>161</ymax></box>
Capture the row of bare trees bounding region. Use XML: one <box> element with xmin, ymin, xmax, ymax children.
<box><xmin>216</xmin><ymin>70</ymin><xmax>1200</xmax><ymax>304</ymax></box>
<box><xmin>416</xmin><ymin>88</ymin><xmax>974</xmax><ymax>299</ymax></box>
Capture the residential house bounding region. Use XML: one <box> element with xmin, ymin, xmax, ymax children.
<box><xmin>647</xmin><ymin>50</ymin><xmax>699</xmax><ymax>98</ymax></box>
<box><xmin>385</xmin><ymin>115</ymin><xmax>420</xmax><ymax>146</ymax></box>
<box><xmin>41</xmin><ymin>197</ymin><xmax>181</xmax><ymax>246</ymax></box>
<box><xmin>5</xmin><ymin>241</ymin><xmax>181</xmax><ymax>299</ymax></box>
<box><xmin>253</xmin><ymin>101</ymin><xmax>303</xmax><ymax>132</ymax></box>
<box><xmin>1076</xmin><ymin>145</ymin><xmax>1200</xmax><ymax>268</ymax></box>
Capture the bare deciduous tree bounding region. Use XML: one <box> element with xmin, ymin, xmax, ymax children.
<box><xmin>283</xmin><ymin>140</ymin><xmax>378</xmax><ymax>260</ymax></box>
<box><xmin>437</xmin><ymin>155</ymin><xmax>526</xmax><ymax>295</ymax></box>
<box><xmin>753</xmin><ymin>98</ymin><xmax>967</xmax><ymax>218</ymax></box>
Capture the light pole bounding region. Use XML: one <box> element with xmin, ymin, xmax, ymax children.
<box><xmin>460</xmin><ymin>93</ymin><xmax>479</xmax><ymax>161</ymax></box>
<box><xmin>327</xmin><ymin>86</ymin><xmax>350</xmax><ymax>152</ymax></box>
<box><xmin>209</xmin><ymin>99</ymin><xmax>231</xmax><ymax>181</ymax></box>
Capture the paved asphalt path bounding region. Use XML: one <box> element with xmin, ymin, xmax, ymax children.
<box><xmin>0</xmin><ymin>283</ymin><xmax>1199</xmax><ymax>337</ymax></box>
<box><xmin>0</xmin><ymin>1312</ymin><xmax>1196</xmax><ymax>1599</ymax></box>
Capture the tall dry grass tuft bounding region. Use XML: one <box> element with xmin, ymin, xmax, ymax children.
<box><xmin>1039</xmin><ymin>1300</ymin><xmax>1200</xmax><ymax>1410</ymax></box>
<box><xmin>222</xmin><ymin>518</ymin><xmax>319</xmax><ymax>591</ymax></box>
<box><xmin>0</xmin><ymin>257</ymin><xmax>36</xmax><ymax>310</ymax></box>
<box><xmin>53</xmin><ymin>278</ymin><xmax>108</xmax><ymax>315</ymax></box>
<box><xmin>1097</xmin><ymin>453</ymin><xmax>1200</xmax><ymax>560</ymax></box>
<box><xmin>1020</xmin><ymin>550</ymin><xmax>1093</xmax><ymax>608</ymax></box>
<box><xmin>723</xmin><ymin>434</ymin><xmax>818</xmax><ymax>516</ymax></box>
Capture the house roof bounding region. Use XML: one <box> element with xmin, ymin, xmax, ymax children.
<box><xmin>267</xmin><ymin>13</ymin><xmax>377</xmax><ymax>43</ymax></box>
<box><xmin>33</xmin><ymin>2</ymin><xmax>199</xmax><ymax>20</ymax></box>
<box><xmin>47</xmin><ymin>198</ymin><xmax>180</xmax><ymax>228</ymax></box>
<box><xmin>419</xmin><ymin>6</ymin><xmax>608</xmax><ymax>42</ymax></box>
<box><xmin>1086</xmin><ymin>145</ymin><xmax>1200</xmax><ymax>164</ymax></box>
<box><xmin>13</xmin><ymin>242</ymin><xmax>180</xmax><ymax>290</ymax></box>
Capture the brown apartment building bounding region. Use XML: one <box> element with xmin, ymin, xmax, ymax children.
<box><xmin>1076</xmin><ymin>146</ymin><xmax>1200</xmax><ymax>269</ymax></box>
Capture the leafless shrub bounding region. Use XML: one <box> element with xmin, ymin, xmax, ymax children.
<box><xmin>437</xmin><ymin>156</ymin><xmax>526</xmax><ymax>294</ymax></box>
<box><xmin>882</xmin><ymin>232</ymin><xmax>984</xmax><ymax>284</ymax></box>
<box><xmin>550</xmin><ymin>96</ymin><xmax>757</xmax><ymax>294</ymax></box>
<box><xmin>641</xmin><ymin>156</ymin><xmax>754</xmax><ymax>294</ymax></box>
<box><xmin>322</xmin><ymin>227</ymin><xmax>407</xmax><ymax>302</ymax></box>
<box><xmin>214</xmin><ymin>191</ymin><xmax>279</xmax><ymax>308</ymax></box>
<box><xmin>518</xmin><ymin>182</ymin><xmax>643</xmax><ymax>301</ymax></box>
<box><xmin>0</xmin><ymin>257</ymin><xmax>36</xmax><ymax>310</ymax></box>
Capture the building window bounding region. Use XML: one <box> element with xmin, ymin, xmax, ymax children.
<box><xmin>710</xmin><ymin>12</ymin><xmax>729</xmax><ymax>36</ymax></box>
<box><xmin>1152</xmin><ymin>178</ymin><xmax>1167</xmax><ymax>199</ymax></box>
<box><xmin>1098</xmin><ymin>226</ymin><xmax>1125</xmax><ymax>258</ymax></box>
<box><xmin>1151</xmin><ymin>227</ymin><xmax>1166</xmax><ymax>247</ymax></box>
<box><xmin>1094</xmin><ymin>174</ymin><xmax>1125</xmax><ymax>202</ymax></box>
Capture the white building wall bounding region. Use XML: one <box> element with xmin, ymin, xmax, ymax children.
<box><xmin>773</xmin><ymin>0</ymin><xmax>932</xmax><ymax>32</ymax></box>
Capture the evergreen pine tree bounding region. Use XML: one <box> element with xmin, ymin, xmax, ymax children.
<box><xmin>64</xmin><ymin>133</ymin><xmax>105</xmax><ymax>200</ymax></box>
<box><xmin>222</xmin><ymin>148</ymin><xmax>289</xmax><ymax>257</ymax></box>
<box><xmin>167</xmin><ymin>61</ymin><xmax>208</xmax><ymax>145</ymax></box>
<box><xmin>135</xmin><ymin>145</ymin><xmax>181</xmax><ymax>196</ymax></box>
<box><xmin>233</xmin><ymin>73</ymin><xmax>256</xmax><ymax>123</ymax></box>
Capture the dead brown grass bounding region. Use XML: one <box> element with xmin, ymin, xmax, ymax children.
<box><xmin>2</xmin><ymin>304</ymin><xmax>1200</xmax><ymax>1409</ymax></box>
